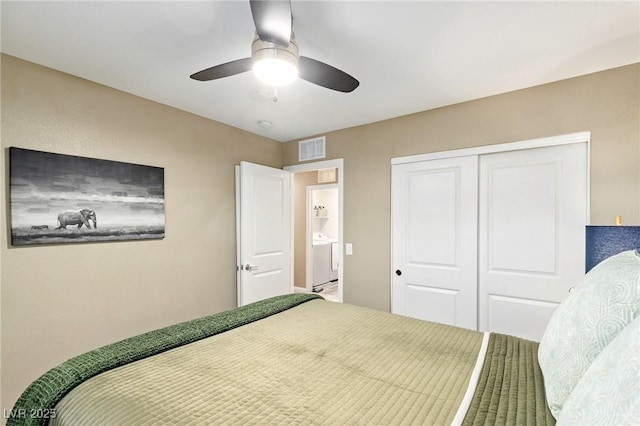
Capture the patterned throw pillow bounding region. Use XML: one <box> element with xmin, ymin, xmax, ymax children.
<box><xmin>538</xmin><ymin>250</ymin><xmax>640</xmax><ymax>418</ymax></box>
<box><xmin>556</xmin><ymin>316</ymin><xmax>640</xmax><ymax>425</ymax></box>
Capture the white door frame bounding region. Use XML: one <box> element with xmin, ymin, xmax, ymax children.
<box><xmin>285</xmin><ymin>159</ymin><xmax>344</xmax><ymax>303</ymax></box>
<box><xmin>392</xmin><ymin>131</ymin><xmax>590</xmax><ymax>172</ymax></box>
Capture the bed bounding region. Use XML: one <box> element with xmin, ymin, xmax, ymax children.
<box><xmin>7</xmin><ymin>250</ymin><xmax>640</xmax><ymax>426</ymax></box>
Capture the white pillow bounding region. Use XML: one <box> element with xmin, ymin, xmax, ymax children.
<box><xmin>538</xmin><ymin>250</ymin><xmax>640</xmax><ymax>418</ymax></box>
<box><xmin>556</xmin><ymin>316</ymin><xmax>640</xmax><ymax>425</ymax></box>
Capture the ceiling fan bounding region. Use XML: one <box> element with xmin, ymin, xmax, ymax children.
<box><xmin>190</xmin><ymin>0</ymin><xmax>359</xmax><ymax>93</ymax></box>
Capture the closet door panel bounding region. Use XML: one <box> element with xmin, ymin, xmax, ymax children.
<box><xmin>487</xmin><ymin>162</ymin><xmax>558</xmax><ymax>274</ymax></box>
<box><xmin>478</xmin><ymin>143</ymin><xmax>587</xmax><ymax>341</ymax></box>
<box><xmin>392</xmin><ymin>156</ymin><xmax>478</xmax><ymax>330</ymax></box>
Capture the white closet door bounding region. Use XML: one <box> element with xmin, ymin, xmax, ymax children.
<box><xmin>392</xmin><ymin>156</ymin><xmax>478</xmax><ymax>330</ymax></box>
<box><xmin>478</xmin><ymin>143</ymin><xmax>587</xmax><ymax>341</ymax></box>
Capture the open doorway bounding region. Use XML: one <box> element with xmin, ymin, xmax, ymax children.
<box><xmin>285</xmin><ymin>159</ymin><xmax>343</xmax><ymax>303</ymax></box>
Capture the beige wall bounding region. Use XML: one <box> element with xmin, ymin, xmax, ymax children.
<box><xmin>0</xmin><ymin>55</ymin><xmax>283</xmax><ymax>412</ymax></box>
<box><xmin>283</xmin><ymin>63</ymin><xmax>640</xmax><ymax>313</ymax></box>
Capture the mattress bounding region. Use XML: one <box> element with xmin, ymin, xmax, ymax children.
<box><xmin>7</xmin><ymin>294</ymin><xmax>553</xmax><ymax>425</ymax></box>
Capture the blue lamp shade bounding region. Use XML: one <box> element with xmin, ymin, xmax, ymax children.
<box><xmin>586</xmin><ymin>226</ymin><xmax>640</xmax><ymax>272</ymax></box>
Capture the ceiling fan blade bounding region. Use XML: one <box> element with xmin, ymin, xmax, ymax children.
<box><xmin>298</xmin><ymin>56</ymin><xmax>359</xmax><ymax>93</ymax></box>
<box><xmin>190</xmin><ymin>58</ymin><xmax>253</xmax><ymax>81</ymax></box>
<box><xmin>249</xmin><ymin>0</ymin><xmax>292</xmax><ymax>46</ymax></box>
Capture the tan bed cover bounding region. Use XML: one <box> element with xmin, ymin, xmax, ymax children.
<box><xmin>51</xmin><ymin>300</ymin><xmax>483</xmax><ymax>425</ymax></box>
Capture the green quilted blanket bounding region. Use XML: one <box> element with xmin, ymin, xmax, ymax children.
<box><xmin>8</xmin><ymin>294</ymin><xmax>554</xmax><ymax>425</ymax></box>
<box><xmin>463</xmin><ymin>333</ymin><xmax>555</xmax><ymax>426</ymax></box>
<box><xmin>7</xmin><ymin>293</ymin><xmax>322</xmax><ymax>426</ymax></box>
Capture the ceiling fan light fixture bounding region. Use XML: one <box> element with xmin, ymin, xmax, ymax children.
<box><xmin>253</xmin><ymin>57</ymin><xmax>298</xmax><ymax>87</ymax></box>
<box><xmin>251</xmin><ymin>35</ymin><xmax>299</xmax><ymax>87</ymax></box>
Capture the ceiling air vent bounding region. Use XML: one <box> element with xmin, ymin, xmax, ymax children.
<box><xmin>298</xmin><ymin>136</ymin><xmax>326</xmax><ymax>162</ymax></box>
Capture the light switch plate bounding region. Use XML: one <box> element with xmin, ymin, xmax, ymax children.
<box><xmin>345</xmin><ymin>243</ymin><xmax>353</xmax><ymax>255</ymax></box>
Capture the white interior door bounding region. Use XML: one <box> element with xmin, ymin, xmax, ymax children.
<box><xmin>391</xmin><ymin>156</ymin><xmax>478</xmax><ymax>330</ymax></box>
<box><xmin>478</xmin><ymin>143</ymin><xmax>587</xmax><ymax>341</ymax></box>
<box><xmin>236</xmin><ymin>161</ymin><xmax>292</xmax><ymax>306</ymax></box>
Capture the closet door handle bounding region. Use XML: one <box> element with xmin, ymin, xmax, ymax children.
<box><xmin>395</xmin><ymin>269</ymin><xmax>402</xmax><ymax>276</ymax></box>
<box><xmin>245</xmin><ymin>264</ymin><xmax>259</xmax><ymax>272</ymax></box>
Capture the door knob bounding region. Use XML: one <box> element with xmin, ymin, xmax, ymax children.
<box><xmin>245</xmin><ymin>264</ymin><xmax>259</xmax><ymax>271</ymax></box>
<box><xmin>395</xmin><ymin>269</ymin><xmax>402</xmax><ymax>276</ymax></box>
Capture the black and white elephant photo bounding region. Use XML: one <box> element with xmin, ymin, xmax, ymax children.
<box><xmin>56</xmin><ymin>209</ymin><xmax>98</xmax><ymax>230</ymax></box>
<box><xmin>9</xmin><ymin>147</ymin><xmax>164</xmax><ymax>246</ymax></box>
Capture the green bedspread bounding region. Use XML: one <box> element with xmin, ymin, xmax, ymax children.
<box><xmin>7</xmin><ymin>293</ymin><xmax>322</xmax><ymax>426</ymax></box>
<box><xmin>463</xmin><ymin>334</ymin><xmax>555</xmax><ymax>426</ymax></box>
<box><xmin>8</xmin><ymin>294</ymin><xmax>554</xmax><ymax>425</ymax></box>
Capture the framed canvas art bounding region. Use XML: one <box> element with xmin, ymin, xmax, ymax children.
<box><xmin>9</xmin><ymin>147</ymin><xmax>165</xmax><ymax>246</ymax></box>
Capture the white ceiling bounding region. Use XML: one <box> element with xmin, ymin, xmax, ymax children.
<box><xmin>2</xmin><ymin>1</ymin><xmax>639</xmax><ymax>142</ymax></box>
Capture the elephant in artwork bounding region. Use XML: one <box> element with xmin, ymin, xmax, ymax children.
<box><xmin>55</xmin><ymin>209</ymin><xmax>97</xmax><ymax>230</ymax></box>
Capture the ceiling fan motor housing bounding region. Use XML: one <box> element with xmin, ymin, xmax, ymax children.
<box><xmin>251</xmin><ymin>33</ymin><xmax>299</xmax><ymax>68</ymax></box>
